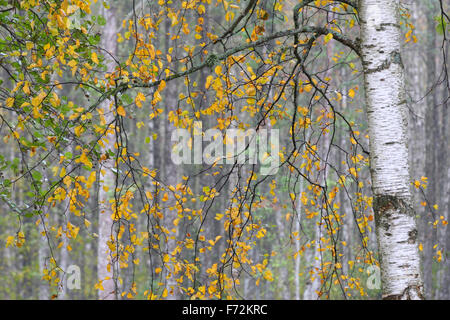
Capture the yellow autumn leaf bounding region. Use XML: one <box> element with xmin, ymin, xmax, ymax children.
<box><xmin>16</xmin><ymin>232</ymin><xmax>25</xmax><ymax>248</ymax></box>
<box><xmin>135</xmin><ymin>92</ymin><xmax>146</xmax><ymax>108</ymax></box>
<box><xmin>94</xmin><ymin>281</ymin><xmax>104</xmax><ymax>291</ymax></box>
<box><xmin>5</xmin><ymin>236</ymin><xmax>15</xmax><ymax>248</ymax></box>
<box><xmin>63</xmin><ymin>175</ymin><xmax>72</xmax><ymax>187</ymax></box>
<box><xmin>117</xmin><ymin>105</ymin><xmax>126</xmax><ymax>117</ymax></box>
<box><xmin>348</xmin><ymin>89</ymin><xmax>356</xmax><ymax>99</ymax></box>
<box><xmin>22</xmin><ymin>81</ymin><xmax>31</xmax><ymax>95</ymax></box>
<box><xmin>205</xmin><ymin>75</ymin><xmax>214</xmax><ymax>89</ymax></box>
<box><xmin>436</xmin><ymin>250</ymin><xmax>442</xmax><ymax>262</ymax></box>
<box><xmin>324</xmin><ymin>32</ymin><xmax>333</xmax><ymax>44</ymax></box>
<box><xmin>31</xmin><ymin>91</ymin><xmax>46</xmax><ymax>107</ymax></box>
<box><xmin>225</xmin><ymin>11</ymin><xmax>234</xmax><ymax>22</ymax></box>
<box><xmin>304</xmin><ymin>84</ymin><xmax>313</xmax><ymax>92</ymax></box>
<box><xmin>263</xmin><ymin>269</ymin><xmax>274</xmax><ymax>281</ymax></box>
<box><xmin>214</xmin><ymin>65</ymin><xmax>222</xmax><ymax>76</ymax></box>
<box><xmin>91</xmin><ymin>52</ymin><xmax>99</xmax><ymax>64</ymax></box>
<box><xmin>185</xmin><ymin>238</ymin><xmax>194</xmax><ymax>249</ymax></box>
<box><xmin>246</xmin><ymin>86</ymin><xmax>256</xmax><ymax>96</ymax></box>
<box><xmin>5</xmin><ymin>97</ymin><xmax>14</xmax><ymax>108</ymax></box>
<box><xmin>197</xmin><ymin>4</ymin><xmax>205</xmax><ymax>14</ymax></box>
<box><xmin>74</xmin><ymin>125</ymin><xmax>84</xmax><ymax>137</ymax></box>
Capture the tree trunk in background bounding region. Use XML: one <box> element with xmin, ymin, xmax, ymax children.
<box><xmin>434</xmin><ymin>29</ymin><xmax>449</xmax><ymax>301</ymax></box>
<box><xmin>162</xmin><ymin>96</ymin><xmax>180</xmax><ymax>300</ymax></box>
<box><xmin>58</xmin><ymin>211</ymin><xmax>70</xmax><ymax>299</ymax></box>
<box><xmin>303</xmin><ymin>219</ymin><xmax>322</xmax><ymax>300</ymax></box>
<box><xmin>303</xmin><ymin>99</ymin><xmax>332</xmax><ymax>300</ymax></box>
<box><xmin>294</xmin><ymin>179</ymin><xmax>303</xmax><ymax>300</ymax></box>
<box><xmin>163</xmin><ymin>16</ymin><xmax>180</xmax><ymax>299</ymax></box>
<box><xmin>274</xmin><ymin>205</ymin><xmax>289</xmax><ymax>299</ymax></box>
<box><xmin>337</xmin><ymin>76</ymin><xmax>353</xmax><ymax>277</ymax></box>
<box><xmin>58</xmin><ymin>145</ymin><xmax>76</xmax><ymax>299</ymax></box>
<box><xmin>437</xmin><ymin>40</ymin><xmax>450</xmax><ymax>299</ymax></box>
<box><xmin>441</xmin><ymin>158</ymin><xmax>450</xmax><ymax>299</ymax></box>
<box><xmin>438</xmin><ymin>97</ymin><xmax>449</xmax><ymax>299</ymax></box>
<box><xmin>424</xmin><ymin>6</ymin><xmax>439</xmax><ymax>298</ymax></box>
<box><xmin>38</xmin><ymin>219</ymin><xmax>49</xmax><ymax>299</ymax></box>
<box><xmin>404</xmin><ymin>0</ymin><xmax>429</xmax><ymax>299</ymax></box>
<box><xmin>97</xmin><ymin>5</ymin><xmax>118</xmax><ymax>300</ymax></box>
<box><xmin>360</xmin><ymin>0</ymin><xmax>424</xmax><ymax>299</ymax></box>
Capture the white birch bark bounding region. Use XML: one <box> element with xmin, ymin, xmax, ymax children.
<box><xmin>360</xmin><ymin>0</ymin><xmax>424</xmax><ymax>299</ymax></box>
<box><xmin>97</xmin><ymin>5</ymin><xmax>118</xmax><ymax>300</ymax></box>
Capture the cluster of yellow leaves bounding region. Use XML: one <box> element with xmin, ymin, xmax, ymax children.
<box><xmin>5</xmin><ymin>232</ymin><xmax>25</xmax><ymax>248</ymax></box>
<box><xmin>413</xmin><ymin>176</ymin><xmax>428</xmax><ymax>189</ymax></box>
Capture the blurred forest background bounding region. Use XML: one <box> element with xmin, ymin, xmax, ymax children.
<box><xmin>0</xmin><ymin>0</ymin><xmax>448</xmax><ymax>299</ymax></box>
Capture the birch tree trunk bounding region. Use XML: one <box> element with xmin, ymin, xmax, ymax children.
<box><xmin>360</xmin><ymin>0</ymin><xmax>424</xmax><ymax>299</ymax></box>
<box><xmin>97</xmin><ymin>5</ymin><xmax>118</xmax><ymax>300</ymax></box>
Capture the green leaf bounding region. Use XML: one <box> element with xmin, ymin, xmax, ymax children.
<box><xmin>97</xmin><ymin>15</ymin><xmax>106</xmax><ymax>26</ymax></box>
<box><xmin>121</xmin><ymin>93</ymin><xmax>133</xmax><ymax>105</ymax></box>
<box><xmin>32</xmin><ymin>170</ymin><xmax>42</xmax><ymax>181</ymax></box>
<box><xmin>435</xmin><ymin>16</ymin><xmax>448</xmax><ymax>35</ymax></box>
